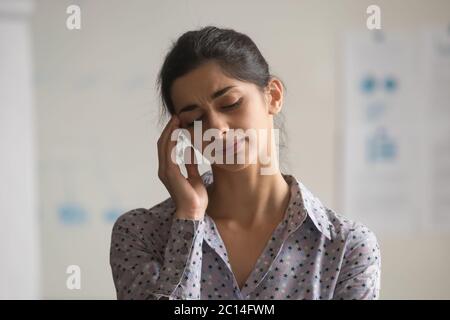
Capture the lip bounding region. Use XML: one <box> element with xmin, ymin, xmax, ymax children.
<box><xmin>222</xmin><ymin>137</ymin><xmax>245</xmax><ymax>154</ymax></box>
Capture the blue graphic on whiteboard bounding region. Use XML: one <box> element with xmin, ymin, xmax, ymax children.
<box><xmin>384</xmin><ymin>76</ymin><xmax>398</xmax><ymax>93</ymax></box>
<box><xmin>366</xmin><ymin>127</ymin><xmax>397</xmax><ymax>162</ymax></box>
<box><xmin>58</xmin><ymin>203</ymin><xmax>88</xmax><ymax>225</ymax></box>
<box><xmin>360</xmin><ymin>75</ymin><xmax>399</xmax><ymax>94</ymax></box>
<box><xmin>361</xmin><ymin>75</ymin><xmax>376</xmax><ymax>94</ymax></box>
<box><xmin>103</xmin><ymin>208</ymin><xmax>123</xmax><ymax>223</ymax></box>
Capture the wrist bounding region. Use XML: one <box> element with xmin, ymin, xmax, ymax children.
<box><xmin>174</xmin><ymin>210</ymin><xmax>205</xmax><ymax>221</ymax></box>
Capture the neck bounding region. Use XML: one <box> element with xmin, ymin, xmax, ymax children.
<box><xmin>206</xmin><ymin>165</ymin><xmax>291</xmax><ymax>229</ymax></box>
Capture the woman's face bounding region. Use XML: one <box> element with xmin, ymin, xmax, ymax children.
<box><xmin>170</xmin><ymin>60</ymin><xmax>283</xmax><ymax>172</ymax></box>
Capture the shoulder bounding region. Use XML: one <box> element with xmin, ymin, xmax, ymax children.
<box><xmin>323</xmin><ymin>207</ymin><xmax>381</xmax><ymax>262</ymax></box>
<box><xmin>111</xmin><ymin>170</ymin><xmax>212</xmax><ymax>244</ymax></box>
<box><xmin>111</xmin><ymin>196</ymin><xmax>177</xmax><ymax>242</ymax></box>
<box><xmin>297</xmin><ymin>178</ymin><xmax>378</xmax><ymax>250</ymax></box>
<box><xmin>326</xmin><ymin>207</ymin><xmax>378</xmax><ymax>244</ymax></box>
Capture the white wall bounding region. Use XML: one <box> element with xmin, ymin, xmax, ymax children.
<box><xmin>30</xmin><ymin>0</ymin><xmax>450</xmax><ymax>299</ymax></box>
<box><xmin>0</xmin><ymin>0</ymin><xmax>40</xmax><ymax>299</ymax></box>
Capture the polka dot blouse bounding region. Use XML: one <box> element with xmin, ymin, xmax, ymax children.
<box><xmin>110</xmin><ymin>171</ymin><xmax>381</xmax><ymax>300</ymax></box>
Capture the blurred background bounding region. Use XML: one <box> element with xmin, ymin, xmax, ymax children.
<box><xmin>1</xmin><ymin>0</ymin><xmax>449</xmax><ymax>299</ymax></box>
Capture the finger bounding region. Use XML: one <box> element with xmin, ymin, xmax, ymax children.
<box><xmin>184</xmin><ymin>146</ymin><xmax>201</xmax><ymax>181</ymax></box>
<box><xmin>158</xmin><ymin>116</ymin><xmax>180</xmax><ymax>175</ymax></box>
<box><xmin>164</xmin><ymin>117</ymin><xmax>186</xmax><ymax>180</ymax></box>
<box><xmin>165</xmin><ymin>119</ymin><xmax>183</xmax><ymax>171</ymax></box>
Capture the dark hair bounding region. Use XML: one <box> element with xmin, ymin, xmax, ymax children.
<box><xmin>155</xmin><ymin>25</ymin><xmax>290</xmax><ymax>172</ymax></box>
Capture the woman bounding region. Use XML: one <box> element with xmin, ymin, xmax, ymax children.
<box><xmin>109</xmin><ymin>26</ymin><xmax>381</xmax><ymax>300</ymax></box>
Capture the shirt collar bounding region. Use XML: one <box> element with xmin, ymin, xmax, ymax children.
<box><xmin>284</xmin><ymin>173</ymin><xmax>333</xmax><ymax>240</ymax></box>
<box><xmin>200</xmin><ymin>170</ymin><xmax>332</xmax><ymax>240</ymax></box>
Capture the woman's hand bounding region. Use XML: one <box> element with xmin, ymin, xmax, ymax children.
<box><xmin>157</xmin><ymin>115</ymin><xmax>208</xmax><ymax>220</ymax></box>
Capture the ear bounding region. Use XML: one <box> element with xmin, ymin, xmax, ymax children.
<box><xmin>265</xmin><ymin>77</ymin><xmax>284</xmax><ymax>115</ymax></box>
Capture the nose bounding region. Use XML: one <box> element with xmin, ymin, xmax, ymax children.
<box><xmin>204</xmin><ymin>111</ymin><xmax>229</xmax><ymax>140</ymax></box>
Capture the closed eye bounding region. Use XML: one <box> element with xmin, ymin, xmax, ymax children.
<box><xmin>186</xmin><ymin>98</ymin><xmax>243</xmax><ymax>128</ymax></box>
<box><xmin>186</xmin><ymin>115</ymin><xmax>203</xmax><ymax>128</ymax></box>
<box><xmin>222</xmin><ymin>97</ymin><xmax>243</xmax><ymax>110</ymax></box>
<box><xmin>186</xmin><ymin>115</ymin><xmax>204</xmax><ymax>128</ymax></box>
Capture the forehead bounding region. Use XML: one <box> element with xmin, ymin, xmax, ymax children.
<box><xmin>170</xmin><ymin>61</ymin><xmax>244</xmax><ymax>113</ymax></box>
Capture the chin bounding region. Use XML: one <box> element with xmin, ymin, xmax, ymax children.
<box><xmin>212</xmin><ymin>162</ymin><xmax>254</xmax><ymax>172</ymax></box>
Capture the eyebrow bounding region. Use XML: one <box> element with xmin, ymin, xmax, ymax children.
<box><xmin>177</xmin><ymin>85</ymin><xmax>237</xmax><ymax>114</ymax></box>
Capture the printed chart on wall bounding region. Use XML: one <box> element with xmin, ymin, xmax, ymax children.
<box><xmin>340</xmin><ymin>26</ymin><xmax>450</xmax><ymax>235</ymax></box>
